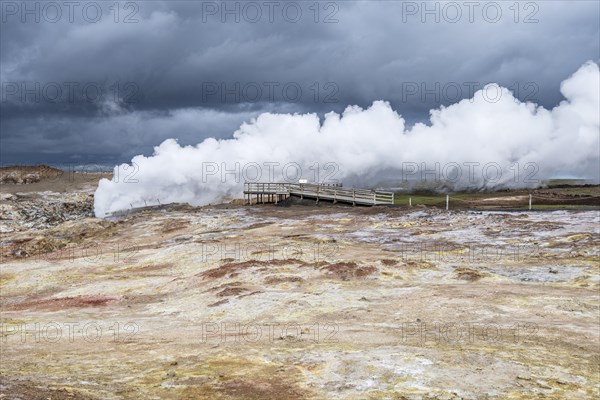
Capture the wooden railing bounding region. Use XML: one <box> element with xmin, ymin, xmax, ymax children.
<box><xmin>243</xmin><ymin>182</ymin><xmax>394</xmax><ymax>205</ymax></box>
<box><xmin>243</xmin><ymin>182</ymin><xmax>291</xmax><ymax>194</ymax></box>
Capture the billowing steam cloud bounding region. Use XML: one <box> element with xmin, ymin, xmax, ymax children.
<box><xmin>94</xmin><ymin>61</ymin><xmax>599</xmax><ymax>217</ymax></box>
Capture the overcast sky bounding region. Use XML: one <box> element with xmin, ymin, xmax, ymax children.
<box><xmin>1</xmin><ymin>0</ymin><xmax>599</xmax><ymax>165</ymax></box>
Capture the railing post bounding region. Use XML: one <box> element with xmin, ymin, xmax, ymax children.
<box><xmin>529</xmin><ymin>194</ymin><xmax>532</xmax><ymax>210</ymax></box>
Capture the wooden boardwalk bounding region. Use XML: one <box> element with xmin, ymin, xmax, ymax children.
<box><xmin>243</xmin><ymin>182</ymin><xmax>395</xmax><ymax>206</ymax></box>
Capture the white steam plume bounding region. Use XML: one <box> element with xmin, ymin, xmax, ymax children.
<box><xmin>94</xmin><ymin>61</ymin><xmax>599</xmax><ymax>217</ymax></box>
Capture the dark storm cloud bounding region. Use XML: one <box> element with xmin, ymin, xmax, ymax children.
<box><xmin>1</xmin><ymin>0</ymin><xmax>599</xmax><ymax>164</ymax></box>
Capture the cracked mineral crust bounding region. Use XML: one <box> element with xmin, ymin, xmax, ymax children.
<box><xmin>1</xmin><ymin>179</ymin><xmax>599</xmax><ymax>399</ymax></box>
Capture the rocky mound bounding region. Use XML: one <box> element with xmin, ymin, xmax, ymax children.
<box><xmin>0</xmin><ymin>165</ymin><xmax>64</xmax><ymax>184</ymax></box>
<box><xmin>0</xmin><ymin>191</ymin><xmax>94</xmax><ymax>233</ymax></box>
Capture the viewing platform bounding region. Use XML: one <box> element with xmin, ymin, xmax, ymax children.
<box><xmin>243</xmin><ymin>182</ymin><xmax>395</xmax><ymax>206</ymax></box>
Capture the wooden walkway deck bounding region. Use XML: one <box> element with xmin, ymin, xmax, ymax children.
<box><xmin>243</xmin><ymin>182</ymin><xmax>395</xmax><ymax>206</ymax></box>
